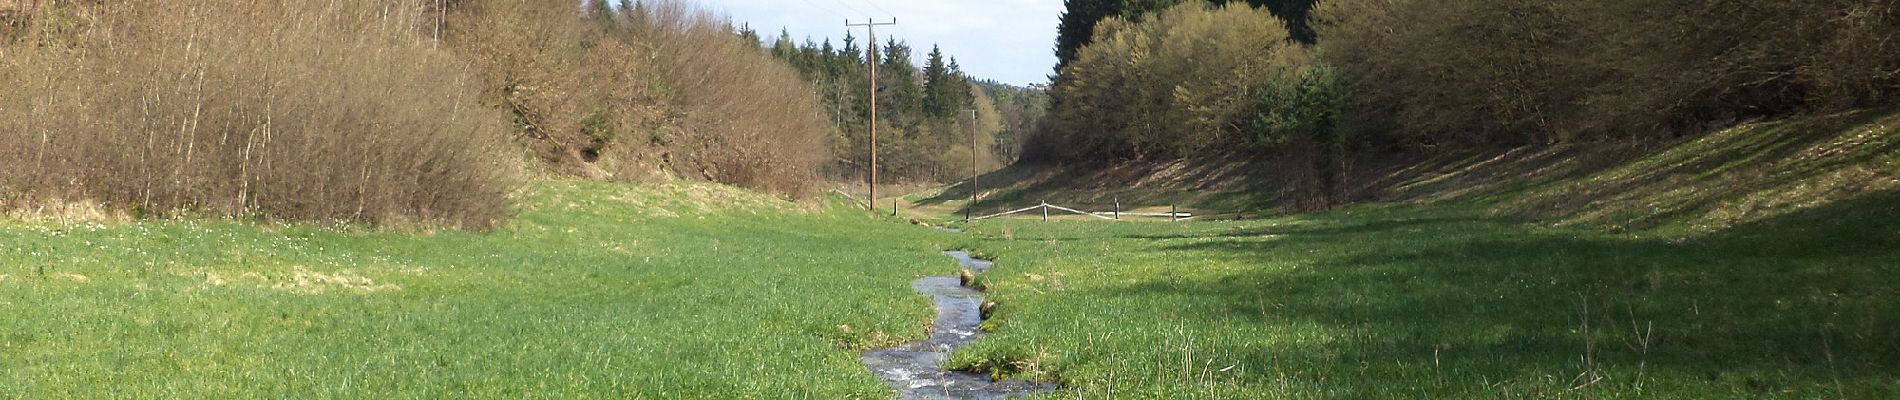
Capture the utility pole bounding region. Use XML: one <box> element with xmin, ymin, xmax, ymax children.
<box><xmin>964</xmin><ymin>109</ymin><xmax>978</xmax><ymax>221</ymax></box>
<box><xmin>847</xmin><ymin>18</ymin><xmax>896</xmax><ymax>212</ymax></box>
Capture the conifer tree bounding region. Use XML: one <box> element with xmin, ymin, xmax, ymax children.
<box><xmin>922</xmin><ymin>45</ymin><xmax>955</xmax><ymax>119</ymax></box>
<box><xmin>879</xmin><ymin>40</ymin><xmax>923</xmax><ymax>131</ymax></box>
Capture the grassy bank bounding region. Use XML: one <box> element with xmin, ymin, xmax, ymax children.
<box><xmin>0</xmin><ymin>181</ymin><xmax>961</xmax><ymax>398</ymax></box>
<box><xmin>946</xmin><ymin>199</ymin><xmax>1898</xmax><ymax>398</ymax></box>
<box><xmin>931</xmin><ymin>110</ymin><xmax>1900</xmax><ymax>398</ymax></box>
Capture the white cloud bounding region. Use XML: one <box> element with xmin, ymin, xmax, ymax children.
<box><xmin>701</xmin><ymin>0</ymin><xmax>1063</xmax><ymax>86</ymax></box>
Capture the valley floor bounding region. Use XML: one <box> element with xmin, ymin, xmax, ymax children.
<box><xmin>0</xmin><ymin>181</ymin><xmax>963</xmax><ymax>398</ymax></box>
<box><xmin>4</xmin><ymin>110</ymin><xmax>1896</xmax><ymax>399</ymax></box>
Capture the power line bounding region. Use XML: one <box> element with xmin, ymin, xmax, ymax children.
<box><xmin>849</xmin><ymin>0</ymin><xmax>911</xmax><ymax>41</ymax></box>
<box><xmin>828</xmin><ymin>0</ymin><xmax>869</xmax><ymax>17</ymax></box>
<box><xmin>794</xmin><ymin>0</ymin><xmax>850</xmax><ymax>20</ymax></box>
<box><xmin>858</xmin><ymin>0</ymin><xmax>897</xmax><ymax>19</ymax></box>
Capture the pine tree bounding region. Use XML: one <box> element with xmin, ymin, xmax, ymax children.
<box><xmin>1055</xmin><ymin>0</ymin><xmax>1126</xmax><ymax>71</ymax></box>
<box><xmin>879</xmin><ymin>40</ymin><xmax>923</xmax><ymax>131</ymax></box>
<box><xmin>736</xmin><ymin>24</ymin><xmax>761</xmax><ymax>46</ymax></box>
<box><xmin>922</xmin><ymin>45</ymin><xmax>954</xmax><ymax>119</ymax></box>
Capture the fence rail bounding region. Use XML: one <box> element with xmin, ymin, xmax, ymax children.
<box><xmin>971</xmin><ymin>201</ymin><xmax>1195</xmax><ymax>222</ymax></box>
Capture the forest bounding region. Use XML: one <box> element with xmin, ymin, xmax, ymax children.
<box><xmin>756</xmin><ymin>27</ymin><xmax>1047</xmax><ymax>183</ymax></box>
<box><xmin>1031</xmin><ymin>0</ymin><xmax>1900</xmax><ymax>209</ymax></box>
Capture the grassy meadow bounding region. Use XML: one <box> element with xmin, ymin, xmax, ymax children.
<box><xmin>931</xmin><ymin>111</ymin><xmax>1900</xmax><ymax>398</ymax></box>
<box><xmin>3</xmin><ymin>109</ymin><xmax>1893</xmax><ymax>399</ymax></box>
<box><xmin>944</xmin><ymin>199</ymin><xmax>1899</xmax><ymax>399</ymax></box>
<box><xmin>0</xmin><ymin>181</ymin><xmax>964</xmax><ymax>398</ymax></box>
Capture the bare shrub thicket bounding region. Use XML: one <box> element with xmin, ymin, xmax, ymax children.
<box><xmin>0</xmin><ymin>1</ymin><xmax>515</xmax><ymax>228</ymax></box>
<box><xmin>448</xmin><ymin>0</ymin><xmax>656</xmax><ymax>178</ymax></box>
<box><xmin>450</xmin><ymin>0</ymin><xmax>831</xmax><ymax>196</ymax></box>
<box><xmin>636</xmin><ymin>0</ymin><xmax>831</xmax><ymax>196</ymax></box>
<box><xmin>1314</xmin><ymin>0</ymin><xmax>1900</xmax><ymax>147</ymax></box>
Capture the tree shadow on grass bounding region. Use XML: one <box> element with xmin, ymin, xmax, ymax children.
<box><xmin>1093</xmin><ymin>191</ymin><xmax>1900</xmax><ymax>397</ymax></box>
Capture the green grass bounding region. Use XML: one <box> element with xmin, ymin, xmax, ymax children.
<box><xmin>6</xmin><ymin>109</ymin><xmax>1894</xmax><ymax>399</ymax></box>
<box><xmin>915</xmin><ymin>110</ymin><xmax>1900</xmax><ymax>398</ymax></box>
<box><xmin>943</xmin><ymin>195</ymin><xmax>1899</xmax><ymax>398</ymax></box>
<box><xmin>0</xmin><ymin>181</ymin><xmax>965</xmax><ymax>398</ymax></box>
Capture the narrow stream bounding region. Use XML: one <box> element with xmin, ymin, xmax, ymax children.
<box><xmin>859</xmin><ymin>251</ymin><xmax>1057</xmax><ymax>399</ymax></box>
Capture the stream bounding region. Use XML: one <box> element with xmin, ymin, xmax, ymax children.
<box><xmin>858</xmin><ymin>251</ymin><xmax>1058</xmax><ymax>399</ymax></box>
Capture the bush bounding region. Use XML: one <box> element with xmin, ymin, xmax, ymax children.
<box><xmin>0</xmin><ymin>1</ymin><xmax>515</xmax><ymax>228</ymax></box>
<box><xmin>1041</xmin><ymin>2</ymin><xmax>1303</xmax><ymax>161</ymax></box>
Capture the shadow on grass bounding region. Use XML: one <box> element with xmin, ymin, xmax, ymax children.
<box><xmin>916</xmin><ymin>158</ymin><xmax>1287</xmax><ymax>217</ymax></box>
<box><xmin>1095</xmin><ymin>191</ymin><xmax>1900</xmax><ymax>396</ymax></box>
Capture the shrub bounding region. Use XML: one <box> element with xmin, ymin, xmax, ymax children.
<box><xmin>450</xmin><ymin>0</ymin><xmax>831</xmax><ymax>196</ymax></box>
<box><xmin>0</xmin><ymin>1</ymin><xmax>515</xmax><ymax>228</ymax></box>
<box><xmin>636</xmin><ymin>0</ymin><xmax>832</xmax><ymax>196</ymax></box>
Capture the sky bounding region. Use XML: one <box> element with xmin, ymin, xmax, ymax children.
<box><xmin>700</xmin><ymin>0</ymin><xmax>1065</xmax><ymax>87</ymax></box>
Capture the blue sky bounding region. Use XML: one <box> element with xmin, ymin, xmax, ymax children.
<box><xmin>699</xmin><ymin>0</ymin><xmax>1064</xmax><ymax>86</ymax></box>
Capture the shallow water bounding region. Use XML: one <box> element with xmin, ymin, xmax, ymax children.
<box><xmin>858</xmin><ymin>251</ymin><xmax>1057</xmax><ymax>399</ymax></box>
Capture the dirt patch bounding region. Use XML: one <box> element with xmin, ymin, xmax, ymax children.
<box><xmin>177</xmin><ymin>268</ymin><xmax>400</xmax><ymax>294</ymax></box>
<box><xmin>271</xmin><ymin>268</ymin><xmax>401</xmax><ymax>294</ymax></box>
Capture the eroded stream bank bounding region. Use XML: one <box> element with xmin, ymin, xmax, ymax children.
<box><xmin>859</xmin><ymin>251</ymin><xmax>1056</xmax><ymax>399</ymax></box>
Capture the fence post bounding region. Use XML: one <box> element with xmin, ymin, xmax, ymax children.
<box><xmin>1171</xmin><ymin>204</ymin><xmax>1178</xmax><ymax>222</ymax></box>
<box><xmin>1041</xmin><ymin>201</ymin><xmax>1049</xmax><ymax>222</ymax></box>
<box><xmin>1114</xmin><ymin>198</ymin><xmax>1121</xmax><ymax>220</ymax></box>
<box><xmin>892</xmin><ymin>199</ymin><xmax>898</xmax><ymax>217</ymax></box>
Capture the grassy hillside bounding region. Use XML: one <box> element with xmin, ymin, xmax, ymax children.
<box><xmin>0</xmin><ymin>181</ymin><xmax>963</xmax><ymax>398</ymax></box>
<box><xmin>945</xmin><ymin>199</ymin><xmax>1897</xmax><ymax>398</ymax></box>
<box><xmin>941</xmin><ymin>108</ymin><xmax>1900</xmax><ymax>235</ymax></box>
<box><xmin>1399</xmin><ymin>108</ymin><xmax>1900</xmax><ymax>234</ymax></box>
<box><xmin>911</xmin><ymin>110</ymin><xmax>1900</xmax><ymax>397</ymax></box>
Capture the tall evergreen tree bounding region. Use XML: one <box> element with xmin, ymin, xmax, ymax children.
<box><xmin>771</xmin><ymin>29</ymin><xmax>795</xmax><ymax>59</ymax></box>
<box><xmin>922</xmin><ymin>45</ymin><xmax>956</xmax><ymax>119</ymax></box>
<box><xmin>879</xmin><ymin>40</ymin><xmax>923</xmax><ymax>130</ymax></box>
<box><xmin>1055</xmin><ymin>0</ymin><xmax>1124</xmax><ymax>71</ymax></box>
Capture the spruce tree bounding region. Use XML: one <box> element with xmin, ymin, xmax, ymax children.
<box><xmin>922</xmin><ymin>45</ymin><xmax>953</xmax><ymax>119</ymax></box>
<box><xmin>879</xmin><ymin>40</ymin><xmax>923</xmax><ymax>131</ymax></box>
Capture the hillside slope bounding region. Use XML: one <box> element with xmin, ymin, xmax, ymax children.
<box><xmin>934</xmin><ymin>108</ymin><xmax>1899</xmax><ymax>235</ymax></box>
<box><xmin>925</xmin><ymin>110</ymin><xmax>1900</xmax><ymax>397</ymax></box>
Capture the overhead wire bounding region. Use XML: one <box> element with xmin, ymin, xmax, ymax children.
<box><xmin>858</xmin><ymin>0</ymin><xmax>897</xmax><ymax>20</ymax></box>
<box><xmin>865</xmin><ymin>0</ymin><xmax>916</xmax><ymax>48</ymax></box>
<box><xmin>794</xmin><ymin>0</ymin><xmax>850</xmax><ymax>21</ymax></box>
<box><xmin>827</xmin><ymin>0</ymin><xmax>870</xmax><ymax>18</ymax></box>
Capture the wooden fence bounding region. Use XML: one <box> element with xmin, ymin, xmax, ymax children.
<box><xmin>971</xmin><ymin>201</ymin><xmax>1196</xmax><ymax>222</ymax></box>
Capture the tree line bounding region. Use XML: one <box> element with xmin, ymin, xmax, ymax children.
<box><xmin>757</xmin><ymin>29</ymin><xmax>1045</xmax><ymax>183</ymax></box>
<box><xmin>1030</xmin><ymin>0</ymin><xmax>1900</xmax><ymax>209</ymax></box>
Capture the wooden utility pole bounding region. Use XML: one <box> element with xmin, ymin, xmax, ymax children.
<box><xmin>847</xmin><ymin>18</ymin><xmax>896</xmax><ymax>212</ymax></box>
